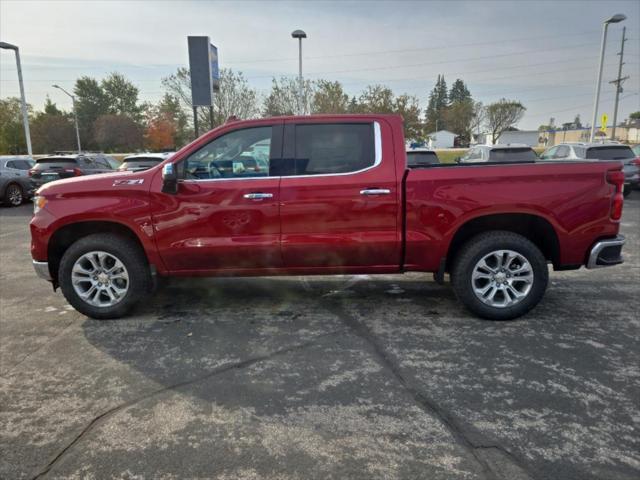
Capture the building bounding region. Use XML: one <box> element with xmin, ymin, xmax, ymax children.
<box><xmin>540</xmin><ymin>126</ymin><xmax>639</xmax><ymax>146</ymax></box>
<box><xmin>497</xmin><ymin>130</ymin><xmax>540</xmax><ymax>147</ymax></box>
<box><xmin>427</xmin><ymin>130</ymin><xmax>457</xmax><ymax>149</ymax></box>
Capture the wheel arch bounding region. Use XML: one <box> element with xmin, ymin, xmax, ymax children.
<box><xmin>446</xmin><ymin>213</ymin><xmax>561</xmax><ymax>270</ymax></box>
<box><xmin>48</xmin><ymin>221</ymin><xmax>149</xmax><ymax>284</ymax></box>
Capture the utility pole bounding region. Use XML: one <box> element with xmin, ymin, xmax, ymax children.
<box><xmin>609</xmin><ymin>26</ymin><xmax>628</xmax><ymax>141</ymax></box>
<box><xmin>0</xmin><ymin>42</ymin><xmax>32</xmax><ymax>156</ymax></box>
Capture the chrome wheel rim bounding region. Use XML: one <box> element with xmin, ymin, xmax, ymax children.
<box><xmin>8</xmin><ymin>185</ymin><xmax>22</xmax><ymax>205</ymax></box>
<box><xmin>471</xmin><ymin>249</ymin><xmax>533</xmax><ymax>308</ymax></box>
<box><xmin>71</xmin><ymin>251</ymin><xmax>129</xmax><ymax>308</ymax></box>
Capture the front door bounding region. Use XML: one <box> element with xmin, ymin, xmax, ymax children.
<box><xmin>152</xmin><ymin>122</ymin><xmax>283</xmax><ymax>273</ymax></box>
<box><xmin>279</xmin><ymin>120</ymin><xmax>400</xmax><ymax>270</ymax></box>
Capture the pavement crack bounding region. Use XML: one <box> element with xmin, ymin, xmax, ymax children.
<box><xmin>327</xmin><ymin>301</ymin><xmax>535</xmax><ymax>480</ymax></box>
<box><xmin>30</xmin><ymin>328</ymin><xmax>347</xmax><ymax>480</ymax></box>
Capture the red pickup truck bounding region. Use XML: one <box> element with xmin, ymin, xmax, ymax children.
<box><xmin>30</xmin><ymin>114</ymin><xmax>626</xmax><ymax>320</ymax></box>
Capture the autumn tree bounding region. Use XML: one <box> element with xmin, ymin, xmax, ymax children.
<box><xmin>263</xmin><ymin>76</ymin><xmax>314</xmax><ymax>116</ymax></box>
<box><xmin>485</xmin><ymin>99</ymin><xmax>526</xmax><ymax>143</ymax></box>
<box><xmin>144</xmin><ymin>114</ymin><xmax>176</xmax><ymax>151</ymax></box>
<box><xmin>94</xmin><ymin>114</ymin><xmax>143</xmax><ymax>152</ymax></box>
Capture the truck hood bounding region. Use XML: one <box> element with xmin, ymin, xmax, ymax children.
<box><xmin>36</xmin><ymin>170</ymin><xmax>151</xmax><ymax>196</ymax></box>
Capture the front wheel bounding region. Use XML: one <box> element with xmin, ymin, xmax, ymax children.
<box><xmin>451</xmin><ymin>231</ymin><xmax>549</xmax><ymax>320</ymax></box>
<box><xmin>59</xmin><ymin>234</ymin><xmax>151</xmax><ymax>319</ymax></box>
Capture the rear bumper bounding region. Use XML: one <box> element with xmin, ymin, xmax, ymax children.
<box><xmin>33</xmin><ymin>260</ymin><xmax>52</xmax><ymax>281</ymax></box>
<box><xmin>586</xmin><ymin>235</ymin><xmax>625</xmax><ymax>269</ymax></box>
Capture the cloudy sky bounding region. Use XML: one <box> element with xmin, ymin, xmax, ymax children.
<box><xmin>1</xmin><ymin>0</ymin><xmax>638</xmax><ymax>130</ymax></box>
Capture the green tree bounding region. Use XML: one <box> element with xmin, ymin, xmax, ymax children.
<box><xmin>629</xmin><ymin>111</ymin><xmax>640</xmax><ymax>120</ymax></box>
<box><xmin>102</xmin><ymin>73</ymin><xmax>142</xmax><ymax>120</ymax></box>
<box><xmin>263</xmin><ymin>76</ymin><xmax>314</xmax><ymax>116</ymax></box>
<box><xmin>448</xmin><ymin>79</ymin><xmax>471</xmax><ymax>104</ymax></box>
<box><xmin>74</xmin><ymin>76</ymin><xmax>109</xmax><ymax>149</ymax></box>
<box><xmin>394</xmin><ymin>94</ymin><xmax>423</xmax><ymax>141</ymax></box>
<box><xmin>94</xmin><ymin>114</ymin><xmax>143</xmax><ymax>152</ymax></box>
<box><xmin>155</xmin><ymin>93</ymin><xmax>190</xmax><ymax>147</ymax></box>
<box><xmin>443</xmin><ymin>98</ymin><xmax>475</xmax><ymax>146</ymax></box>
<box><xmin>425</xmin><ymin>74</ymin><xmax>449</xmax><ymax>132</ymax></box>
<box><xmin>43</xmin><ymin>96</ymin><xmax>63</xmax><ymax>116</ymax></box>
<box><xmin>357</xmin><ymin>85</ymin><xmax>395</xmax><ymax>113</ymax></box>
<box><xmin>312</xmin><ymin>80</ymin><xmax>349</xmax><ymax>114</ymax></box>
<box><xmin>485</xmin><ymin>99</ymin><xmax>526</xmax><ymax>143</ymax></box>
<box><xmin>0</xmin><ymin>97</ymin><xmax>31</xmax><ymax>154</ymax></box>
<box><xmin>31</xmin><ymin>113</ymin><xmax>75</xmax><ymax>153</ymax></box>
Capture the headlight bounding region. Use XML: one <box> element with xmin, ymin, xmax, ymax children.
<box><xmin>33</xmin><ymin>195</ymin><xmax>47</xmax><ymax>215</ymax></box>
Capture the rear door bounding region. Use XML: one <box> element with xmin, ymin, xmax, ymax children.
<box><xmin>279</xmin><ymin>119</ymin><xmax>400</xmax><ymax>270</ymax></box>
<box><xmin>152</xmin><ymin>121</ymin><xmax>283</xmax><ymax>272</ymax></box>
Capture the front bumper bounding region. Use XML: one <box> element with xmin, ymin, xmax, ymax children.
<box><xmin>586</xmin><ymin>235</ymin><xmax>625</xmax><ymax>269</ymax></box>
<box><xmin>33</xmin><ymin>260</ymin><xmax>52</xmax><ymax>281</ymax></box>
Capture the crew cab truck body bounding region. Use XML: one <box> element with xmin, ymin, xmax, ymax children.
<box><xmin>30</xmin><ymin>115</ymin><xmax>626</xmax><ymax>320</ymax></box>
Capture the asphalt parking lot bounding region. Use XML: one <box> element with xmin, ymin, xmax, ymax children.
<box><xmin>1</xmin><ymin>193</ymin><xmax>639</xmax><ymax>480</ymax></box>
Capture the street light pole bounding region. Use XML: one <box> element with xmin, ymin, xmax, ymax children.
<box><xmin>291</xmin><ymin>30</ymin><xmax>307</xmax><ymax>115</ymax></box>
<box><xmin>609</xmin><ymin>26</ymin><xmax>628</xmax><ymax>142</ymax></box>
<box><xmin>589</xmin><ymin>13</ymin><xmax>626</xmax><ymax>142</ymax></box>
<box><xmin>0</xmin><ymin>42</ymin><xmax>32</xmax><ymax>156</ymax></box>
<box><xmin>53</xmin><ymin>85</ymin><xmax>82</xmax><ymax>153</ymax></box>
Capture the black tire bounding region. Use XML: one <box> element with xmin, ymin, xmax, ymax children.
<box><xmin>59</xmin><ymin>234</ymin><xmax>151</xmax><ymax>319</ymax></box>
<box><xmin>4</xmin><ymin>183</ymin><xmax>23</xmax><ymax>207</ymax></box>
<box><xmin>623</xmin><ymin>185</ymin><xmax>631</xmax><ymax>198</ymax></box>
<box><xmin>451</xmin><ymin>231</ymin><xmax>549</xmax><ymax>320</ymax></box>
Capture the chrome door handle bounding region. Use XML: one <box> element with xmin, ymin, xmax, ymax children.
<box><xmin>360</xmin><ymin>189</ymin><xmax>391</xmax><ymax>196</ymax></box>
<box><xmin>243</xmin><ymin>192</ymin><xmax>273</xmax><ymax>199</ymax></box>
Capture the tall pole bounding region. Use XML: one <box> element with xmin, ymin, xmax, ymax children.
<box><xmin>590</xmin><ymin>23</ymin><xmax>609</xmax><ymax>142</ymax></box>
<box><xmin>610</xmin><ymin>26</ymin><xmax>627</xmax><ymax>141</ymax></box>
<box><xmin>71</xmin><ymin>96</ymin><xmax>81</xmax><ymax>153</ymax></box>
<box><xmin>298</xmin><ymin>37</ymin><xmax>303</xmax><ymax>115</ymax></box>
<box><xmin>1</xmin><ymin>43</ymin><xmax>32</xmax><ymax>156</ymax></box>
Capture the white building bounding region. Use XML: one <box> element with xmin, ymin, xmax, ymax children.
<box><xmin>498</xmin><ymin>130</ymin><xmax>540</xmax><ymax>147</ymax></box>
<box><xmin>427</xmin><ymin>130</ymin><xmax>457</xmax><ymax>149</ymax></box>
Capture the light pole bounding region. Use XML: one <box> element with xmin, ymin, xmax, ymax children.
<box><xmin>0</xmin><ymin>41</ymin><xmax>32</xmax><ymax>156</ymax></box>
<box><xmin>291</xmin><ymin>29</ymin><xmax>307</xmax><ymax>115</ymax></box>
<box><xmin>589</xmin><ymin>13</ymin><xmax>626</xmax><ymax>142</ymax></box>
<box><xmin>52</xmin><ymin>84</ymin><xmax>82</xmax><ymax>153</ymax></box>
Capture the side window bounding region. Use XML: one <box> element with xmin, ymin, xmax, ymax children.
<box><xmin>464</xmin><ymin>148</ymin><xmax>482</xmax><ymax>162</ymax></box>
<box><xmin>293</xmin><ymin>123</ymin><xmax>375</xmax><ymax>175</ymax></box>
<box><xmin>554</xmin><ymin>146</ymin><xmax>570</xmax><ymax>159</ymax></box>
<box><xmin>80</xmin><ymin>157</ymin><xmax>96</xmax><ymax>168</ymax></box>
<box><xmin>540</xmin><ymin>146</ymin><xmax>556</xmax><ymax>159</ymax></box>
<box><xmin>5</xmin><ymin>161</ymin><xmax>17</xmax><ymax>169</ymax></box>
<box><xmin>572</xmin><ymin>146</ymin><xmax>586</xmax><ymax>158</ymax></box>
<box><xmin>15</xmin><ymin>160</ymin><xmax>32</xmax><ymax>170</ymax></box>
<box><xmin>183</xmin><ymin>126</ymin><xmax>273</xmax><ymax>180</ymax></box>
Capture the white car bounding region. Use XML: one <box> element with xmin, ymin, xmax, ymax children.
<box><xmin>118</xmin><ymin>152</ymin><xmax>174</xmax><ymax>172</ymax></box>
<box><xmin>458</xmin><ymin>144</ymin><xmax>538</xmax><ymax>163</ymax></box>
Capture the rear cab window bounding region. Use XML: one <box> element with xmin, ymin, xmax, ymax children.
<box><xmin>292</xmin><ymin>123</ymin><xmax>376</xmax><ymax>175</ymax></box>
<box><xmin>488</xmin><ymin>148</ymin><xmax>537</xmax><ymax>162</ymax></box>
<box><xmin>33</xmin><ymin>157</ymin><xmax>78</xmax><ymax>170</ymax></box>
<box><xmin>586</xmin><ymin>146</ymin><xmax>634</xmax><ymax>160</ymax></box>
<box><xmin>407</xmin><ymin>151</ymin><xmax>439</xmax><ymax>167</ymax></box>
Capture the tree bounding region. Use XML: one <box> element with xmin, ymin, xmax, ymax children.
<box><xmin>144</xmin><ymin>114</ymin><xmax>176</xmax><ymax>151</ymax></box>
<box><xmin>448</xmin><ymin>79</ymin><xmax>471</xmax><ymax>104</ymax></box>
<box><xmin>485</xmin><ymin>99</ymin><xmax>526</xmax><ymax>143</ymax></box>
<box><xmin>425</xmin><ymin>74</ymin><xmax>449</xmax><ymax>132</ymax></box>
<box><xmin>162</xmin><ymin>67</ymin><xmax>260</xmax><ymax>136</ymax></box>
<box><xmin>0</xmin><ymin>97</ymin><xmax>31</xmax><ymax>154</ymax></box>
<box><xmin>101</xmin><ymin>73</ymin><xmax>142</xmax><ymax>120</ymax></box>
<box><xmin>263</xmin><ymin>76</ymin><xmax>314</xmax><ymax>116</ymax></box>
<box><xmin>357</xmin><ymin>85</ymin><xmax>395</xmax><ymax>113</ymax></box>
<box><xmin>74</xmin><ymin>76</ymin><xmax>109</xmax><ymax>149</ymax></box>
<box><xmin>155</xmin><ymin>93</ymin><xmax>190</xmax><ymax>147</ymax></box>
<box><xmin>31</xmin><ymin>113</ymin><xmax>76</xmax><ymax>153</ymax></box>
<box><xmin>444</xmin><ymin>98</ymin><xmax>475</xmax><ymax>146</ymax></box>
<box><xmin>629</xmin><ymin>111</ymin><xmax>640</xmax><ymax>120</ymax></box>
<box><xmin>394</xmin><ymin>94</ymin><xmax>423</xmax><ymax>141</ymax></box>
<box><xmin>469</xmin><ymin>101</ymin><xmax>486</xmax><ymax>140</ymax></box>
<box><xmin>94</xmin><ymin>114</ymin><xmax>143</xmax><ymax>152</ymax></box>
<box><xmin>312</xmin><ymin>80</ymin><xmax>349</xmax><ymax>114</ymax></box>
<box><xmin>43</xmin><ymin>96</ymin><xmax>63</xmax><ymax>116</ymax></box>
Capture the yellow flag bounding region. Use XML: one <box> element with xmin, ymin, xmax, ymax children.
<box><xmin>600</xmin><ymin>114</ymin><xmax>608</xmax><ymax>132</ymax></box>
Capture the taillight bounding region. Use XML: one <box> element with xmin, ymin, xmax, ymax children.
<box><xmin>606</xmin><ymin>169</ymin><xmax>624</xmax><ymax>221</ymax></box>
<box><xmin>631</xmin><ymin>157</ymin><xmax>640</xmax><ymax>167</ymax></box>
<box><xmin>28</xmin><ymin>168</ymin><xmax>35</xmax><ymax>177</ymax></box>
<box><xmin>64</xmin><ymin>168</ymin><xmax>83</xmax><ymax>176</ymax></box>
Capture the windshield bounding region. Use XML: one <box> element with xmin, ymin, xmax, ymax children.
<box><xmin>488</xmin><ymin>148</ymin><xmax>537</xmax><ymax>162</ymax></box>
<box><xmin>407</xmin><ymin>151</ymin><xmax>439</xmax><ymax>166</ymax></box>
<box><xmin>33</xmin><ymin>158</ymin><xmax>77</xmax><ymax>169</ymax></box>
<box><xmin>586</xmin><ymin>146</ymin><xmax>635</xmax><ymax>160</ymax></box>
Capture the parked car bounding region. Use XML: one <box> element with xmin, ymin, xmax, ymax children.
<box><xmin>540</xmin><ymin>142</ymin><xmax>640</xmax><ymax>197</ymax></box>
<box><xmin>632</xmin><ymin>144</ymin><xmax>640</xmax><ymax>157</ymax></box>
<box><xmin>0</xmin><ymin>156</ymin><xmax>35</xmax><ymax>206</ymax></box>
<box><xmin>29</xmin><ymin>153</ymin><xmax>117</xmax><ymax>188</ymax></box>
<box><xmin>406</xmin><ymin>149</ymin><xmax>440</xmax><ymax>167</ymax></box>
<box><xmin>31</xmin><ymin>115</ymin><xmax>625</xmax><ymax>321</ymax></box>
<box><xmin>458</xmin><ymin>144</ymin><xmax>538</xmax><ymax>163</ymax></box>
<box><xmin>118</xmin><ymin>153</ymin><xmax>174</xmax><ymax>172</ymax></box>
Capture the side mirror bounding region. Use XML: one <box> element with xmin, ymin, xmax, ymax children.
<box><xmin>162</xmin><ymin>163</ymin><xmax>178</xmax><ymax>194</ymax></box>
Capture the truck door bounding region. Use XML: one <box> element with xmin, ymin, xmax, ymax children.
<box><xmin>152</xmin><ymin>122</ymin><xmax>283</xmax><ymax>272</ymax></box>
<box><xmin>279</xmin><ymin>120</ymin><xmax>400</xmax><ymax>270</ymax></box>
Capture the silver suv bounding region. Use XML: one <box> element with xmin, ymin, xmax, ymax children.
<box><xmin>0</xmin><ymin>156</ymin><xmax>35</xmax><ymax>207</ymax></box>
<box><xmin>540</xmin><ymin>142</ymin><xmax>639</xmax><ymax>196</ymax></box>
<box><xmin>458</xmin><ymin>144</ymin><xmax>538</xmax><ymax>163</ymax></box>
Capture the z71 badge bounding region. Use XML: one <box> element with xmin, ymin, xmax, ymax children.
<box><xmin>113</xmin><ymin>179</ymin><xmax>144</xmax><ymax>186</ymax></box>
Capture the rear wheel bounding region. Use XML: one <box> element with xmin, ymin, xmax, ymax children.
<box><xmin>59</xmin><ymin>234</ymin><xmax>151</xmax><ymax>319</ymax></box>
<box><xmin>4</xmin><ymin>183</ymin><xmax>23</xmax><ymax>206</ymax></box>
<box><xmin>451</xmin><ymin>231</ymin><xmax>549</xmax><ymax>320</ymax></box>
<box><xmin>623</xmin><ymin>185</ymin><xmax>631</xmax><ymax>198</ymax></box>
